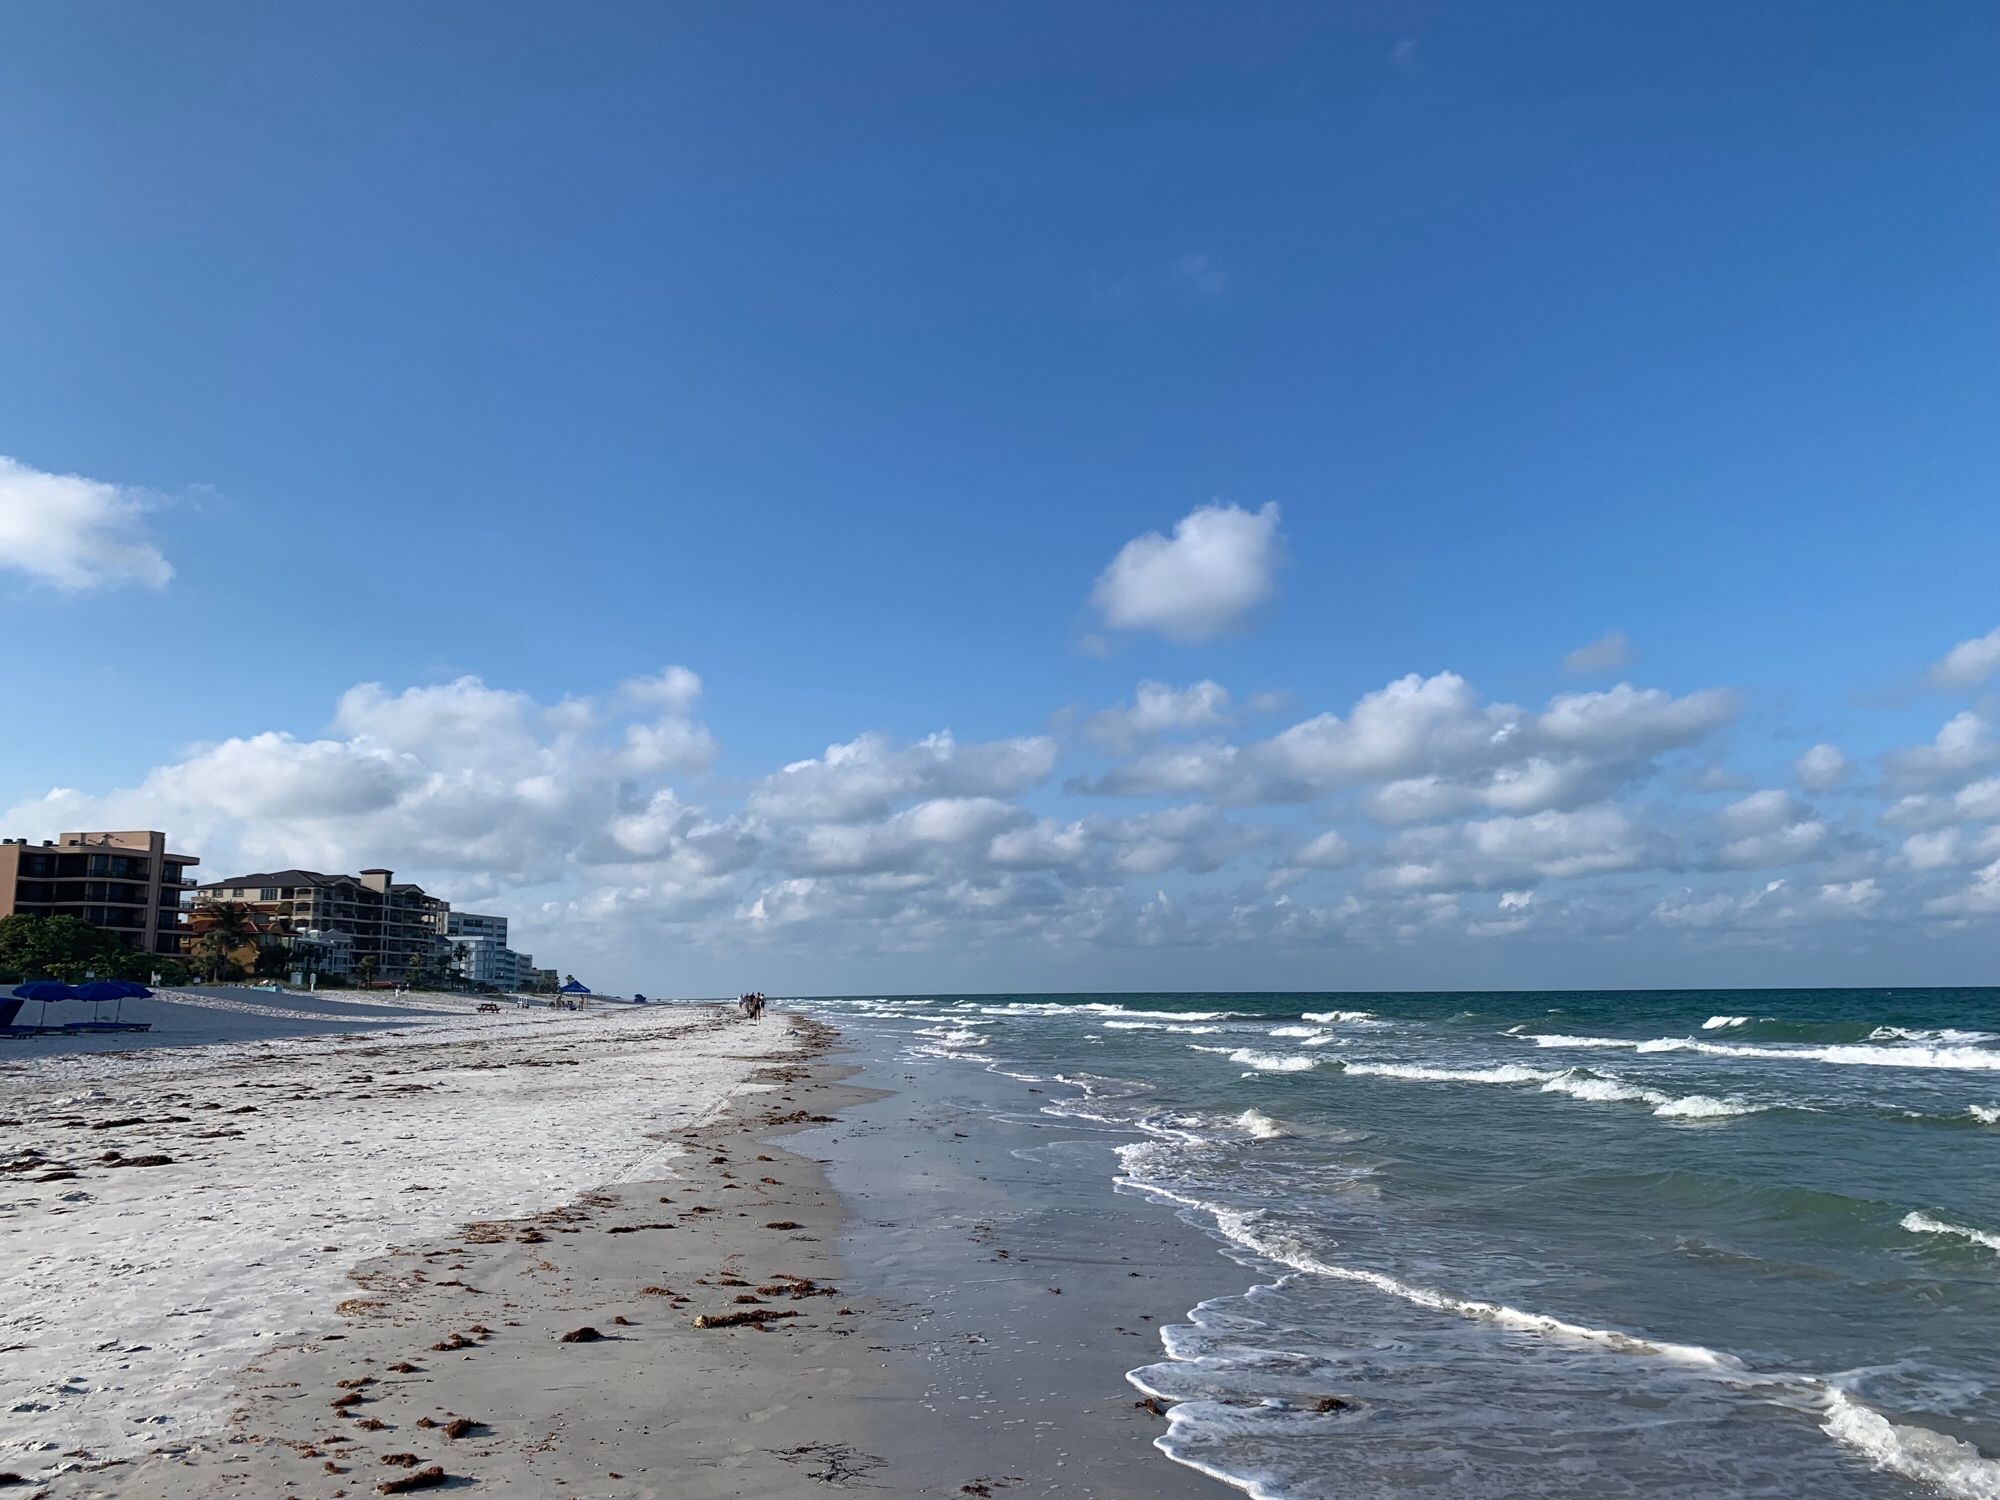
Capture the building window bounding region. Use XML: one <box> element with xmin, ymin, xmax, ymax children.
<box><xmin>260</xmin><ymin>887</ymin><xmax>278</xmax><ymax>901</ymax></box>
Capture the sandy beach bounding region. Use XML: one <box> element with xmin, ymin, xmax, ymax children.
<box><xmin>5</xmin><ymin>998</ymin><xmax>1223</xmax><ymax>1499</ymax></box>
<box><xmin>1</xmin><ymin>999</ymin><xmax>836</xmax><ymax>1492</ymax></box>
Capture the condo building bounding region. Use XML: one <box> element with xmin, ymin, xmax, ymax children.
<box><xmin>0</xmin><ymin>830</ymin><xmax>200</xmax><ymax>957</ymax></box>
<box><xmin>192</xmin><ymin>867</ymin><xmax>448</xmax><ymax>983</ymax></box>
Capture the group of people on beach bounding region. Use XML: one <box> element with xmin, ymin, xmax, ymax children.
<box><xmin>737</xmin><ymin>991</ymin><xmax>766</xmax><ymax>1019</ymax></box>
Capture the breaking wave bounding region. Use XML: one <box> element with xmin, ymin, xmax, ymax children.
<box><xmin>1901</xmin><ymin>1211</ymin><xmax>2000</xmax><ymax>1254</ymax></box>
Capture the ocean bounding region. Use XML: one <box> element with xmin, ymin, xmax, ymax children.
<box><xmin>802</xmin><ymin>989</ymin><xmax>2000</xmax><ymax>1500</ymax></box>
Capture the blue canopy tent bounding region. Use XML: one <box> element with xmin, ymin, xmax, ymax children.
<box><xmin>556</xmin><ymin>978</ymin><xmax>591</xmax><ymax>1009</ymax></box>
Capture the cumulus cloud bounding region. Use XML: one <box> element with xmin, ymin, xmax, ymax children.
<box><xmin>1087</xmin><ymin>680</ymin><xmax>1231</xmax><ymax>751</ymax></box>
<box><xmin>750</xmin><ymin>731</ymin><xmax>1057</xmax><ymax>824</ymax></box>
<box><xmin>0</xmin><ymin>455</ymin><xmax>174</xmax><ymax>591</ymax></box>
<box><xmin>1795</xmin><ymin>743</ymin><xmax>1849</xmax><ymax>792</ymax></box>
<box><xmin>1091</xmin><ymin>502</ymin><xmax>1282</xmax><ymax>642</ymax></box>
<box><xmin>1371</xmin><ymin>806</ymin><xmax>1653</xmax><ymax>892</ymax></box>
<box><xmin>1563</xmin><ymin>630</ymin><xmax>1633</xmax><ymax>675</ymax></box>
<box><xmin>1926</xmin><ymin>858</ymin><xmax>2000</xmax><ymax>916</ymax></box>
<box><xmin>617</xmin><ymin>665</ymin><xmax>704</xmax><ymax>715</ymax></box>
<box><xmin>4</xmin><ymin>673</ymin><xmax>738</xmax><ymax>890</ymax></box>
<box><xmin>1651</xmin><ymin>877</ymin><xmax>1876</xmax><ymax>932</ymax></box>
<box><xmin>1887</xmin><ymin>712</ymin><xmax>1999</xmax><ymax>788</ymax></box>
<box><xmin>1712</xmin><ymin>790</ymin><xmax>1830</xmax><ymax>869</ymax></box>
<box><xmin>22</xmin><ymin>624</ymin><xmax>2000</xmax><ymax>987</ymax></box>
<box><xmin>1291</xmin><ymin>829</ymin><xmax>1352</xmax><ymax>868</ymax></box>
<box><xmin>1932</xmin><ymin>626</ymin><xmax>2000</xmax><ymax>690</ymax></box>
<box><xmin>1068</xmin><ymin>741</ymin><xmax>1257</xmax><ymax>800</ymax></box>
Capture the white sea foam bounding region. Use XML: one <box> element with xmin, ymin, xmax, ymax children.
<box><xmin>1819</xmin><ymin>1388</ymin><xmax>2000</xmax><ymax>1500</ymax></box>
<box><xmin>1971</xmin><ymin>1105</ymin><xmax>2000</xmax><ymax>1125</ymax></box>
<box><xmin>1227</xmin><ymin>1049</ymin><xmax>1317</xmax><ymax>1073</ymax></box>
<box><xmin>1344</xmin><ymin>1062</ymin><xmax>1559</xmax><ymax>1085</ymax></box>
<box><xmin>1103</xmin><ymin>1019</ymin><xmax>1227</xmax><ymax>1034</ymax></box>
<box><xmin>1120</xmin><ymin>1180</ymin><xmax>2000</xmax><ymax>1500</ymax></box>
<box><xmin>1901</xmin><ymin>1211</ymin><xmax>2000</xmax><ymax>1254</ymax></box>
<box><xmin>1234</xmin><ymin>1109</ymin><xmax>1289</xmax><ymax>1139</ymax></box>
<box><xmin>1872</xmin><ymin>1027</ymin><xmax>2000</xmax><ymax>1045</ymax></box>
<box><xmin>977</xmin><ymin>1002</ymin><xmax>1246</xmax><ymax>1021</ymax></box>
<box><xmin>1344</xmin><ymin>1061</ymin><xmax>1763</xmax><ymax>1120</ymax></box>
<box><xmin>1651</xmin><ymin>1093</ymin><xmax>1766</xmax><ymax>1119</ymax></box>
<box><xmin>1300</xmin><ymin>1009</ymin><xmax>1380</xmax><ymax>1024</ymax></box>
<box><xmin>1531</xmin><ymin>1033</ymin><xmax>2000</xmax><ymax>1071</ymax></box>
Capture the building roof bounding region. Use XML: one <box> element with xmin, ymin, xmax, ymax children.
<box><xmin>196</xmin><ymin>869</ymin><xmax>341</xmax><ymax>890</ymax></box>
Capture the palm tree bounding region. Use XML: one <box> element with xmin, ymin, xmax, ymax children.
<box><xmin>189</xmin><ymin>900</ymin><xmax>262</xmax><ymax>982</ymax></box>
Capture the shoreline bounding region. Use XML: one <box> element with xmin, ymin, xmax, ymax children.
<box><xmin>13</xmin><ymin>1006</ymin><xmax>1237</xmax><ymax>1500</ymax></box>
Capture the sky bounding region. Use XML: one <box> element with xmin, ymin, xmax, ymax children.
<box><xmin>1</xmin><ymin>2</ymin><xmax>1996</xmax><ymax>996</ymax></box>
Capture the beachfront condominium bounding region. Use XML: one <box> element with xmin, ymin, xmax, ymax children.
<box><xmin>192</xmin><ymin>867</ymin><xmax>448</xmax><ymax>983</ymax></box>
<box><xmin>443</xmin><ymin>912</ymin><xmax>535</xmax><ymax>989</ymax></box>
<box><xmin>448</xmin><ymin>934</ymin><xmax>535</xmax><ymax>989</ymax></box>
<box><xmin>0</xmin><ymin>830</ymin><xmax>200</xmax><ymax>957</ymax></box>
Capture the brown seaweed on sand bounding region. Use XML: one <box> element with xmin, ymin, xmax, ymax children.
<box><xmin>693</xmin><ymin>1308</ymin><xmax>801</xmax><ymax>1329</ymax></box>
<box><xmin>377</xmin><ymin>1464</ymin><xmax>449</xmax><ymax>1493</ymax></box>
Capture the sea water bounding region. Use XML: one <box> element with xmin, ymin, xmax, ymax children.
<box><xmin>803</xmin><ymin>989</ymin><xmax>2000</xmax><ymax>1500</ymax></box>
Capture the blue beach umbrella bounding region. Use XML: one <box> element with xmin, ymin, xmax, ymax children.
<box><xmin>70</xmin><ymin>981</ymin><xmax>129</xmax><ymax>1030</ymax></box>
<box><xmin>12</xmin><ymin>980</ymin><xmax>78</xmax><ymax>1029</ymax></box>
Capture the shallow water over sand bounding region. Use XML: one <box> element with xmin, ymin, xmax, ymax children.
<box><xmin>805</xmin><ymin>989</ymin><xmax>2000</xmax><ymax>1500</ymax></box>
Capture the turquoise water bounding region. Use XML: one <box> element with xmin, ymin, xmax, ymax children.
<box><xmin>807</xmin><ymin>989</ymin><xmax>2000</xmax><ymax>1500</ymax></box>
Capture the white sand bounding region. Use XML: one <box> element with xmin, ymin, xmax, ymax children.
<box><xmin>0</xmin><ymin>1003</ymin><xmax>782</xmax><ymax>1477</ymax></box>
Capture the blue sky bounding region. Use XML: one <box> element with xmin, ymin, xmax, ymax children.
<box><xmin>2</xmin><ymin>2</ymin><xmax>1996</xmax><ymax>994</ymax></box>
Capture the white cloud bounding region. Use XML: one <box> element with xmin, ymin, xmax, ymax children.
<box><xmin>0</xmin><ymin>455</ymin><xmax>173</xmax><ymax>591</ymax></box>
<box><xmin>617</xmin><ymin>665</ymin><xmax>704</xmax><ymax>715</ymax></box>
<box><xmin>1721</xmin><ymin>789</ymin><xmax>1809</xmax><ymax>833</ymax></box>
<box><xmin>750</xmin><ymin>731</ymin><xmax>1057</xmax><ymax>824</ymax></box>
<box><xmin>1888</xmin><ymin>712</ymin><xmax>1999</xmax><ymax>788</ymax></box>
<box><xmin>21</xmin><ymin>634</ymin><xmax>2000</xmax><ymax>990</ymax></box>
<box><xmin>1072</xmin><ymin>741</ymin><xmax>1249</xmax><ymax>799</ymax></box>
<box><xmin>784</xmin><ymin>797</ymin><xmax>1026</xmax><ymax>876</ymax></box>
<box><xmin>1563</xmin><ymin>630</ymin><xmax>1633</xmax><ymax>675</ymax></box>
<box><xmin>1087</xmin><ymin>680</ymin><xmax>1231</xmax><ymax>751</ymax></box>
<box><xmin>1711</xmin><ymin>790</ymin><xmax>1829</xmax><ymax>869</ymax></box>
<box><xmin>1924</xmin><ymin>857</ymin><xmax>2000</xmax><ymax>917</ymax></box>
<box><xmin>1267</xmin><ymin>672</ymin><xmax>1505</xmax><ymax>781</ymax></box>
<box><xmin>4</xmin><ymin>673</ymin><xmax>740</xmax><ymax>890</ymax></box>
<box><xmin>1536</xmin><ymin>682</ymin><xmax>1738</xmax><ymax>752</ymax></box>
<box><xmin>1091</xmin><ymin>502</ymin><xmax>1282</xmax><ymax>642</ymax></box>
<box><xmin>1372</xmin><ymin>806</ymin><xmax>1650</xmax><ymax>891</ymax></box>
<box><xmin>1291</xmin><ymin>830</ymin><xmax>1351</xmax><ymax>868</ymax></box>
<box><xmin>1795</xmin><ymin>743</ymin><xmax>1849</xmax><ymax>792</ymax></box>
<box><xmin>619</xmin><ymin>718</ymin><xmax>718</xmax><ymax>774</ymax></box>
<box><xmin>1932</xmin><ymin>626</ymin><xmax>2000</xmax><ymax>690</ymax></box>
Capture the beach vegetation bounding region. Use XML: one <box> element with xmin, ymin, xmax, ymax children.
<box><xmin>187</xmin><ymin>900</ymin><xmax>264</xmax><ymax>982</ymax></box>
<box><xmin>0</xmin><ymin>913</ymin><xmax>186</xmax><ymax>984</ymax></box>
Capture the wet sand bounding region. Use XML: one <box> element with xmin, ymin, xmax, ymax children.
<box><xmin>10</xmin><ymin>1009</ymin><xmax>1228</xmax><ymax>1499</ymax></box>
